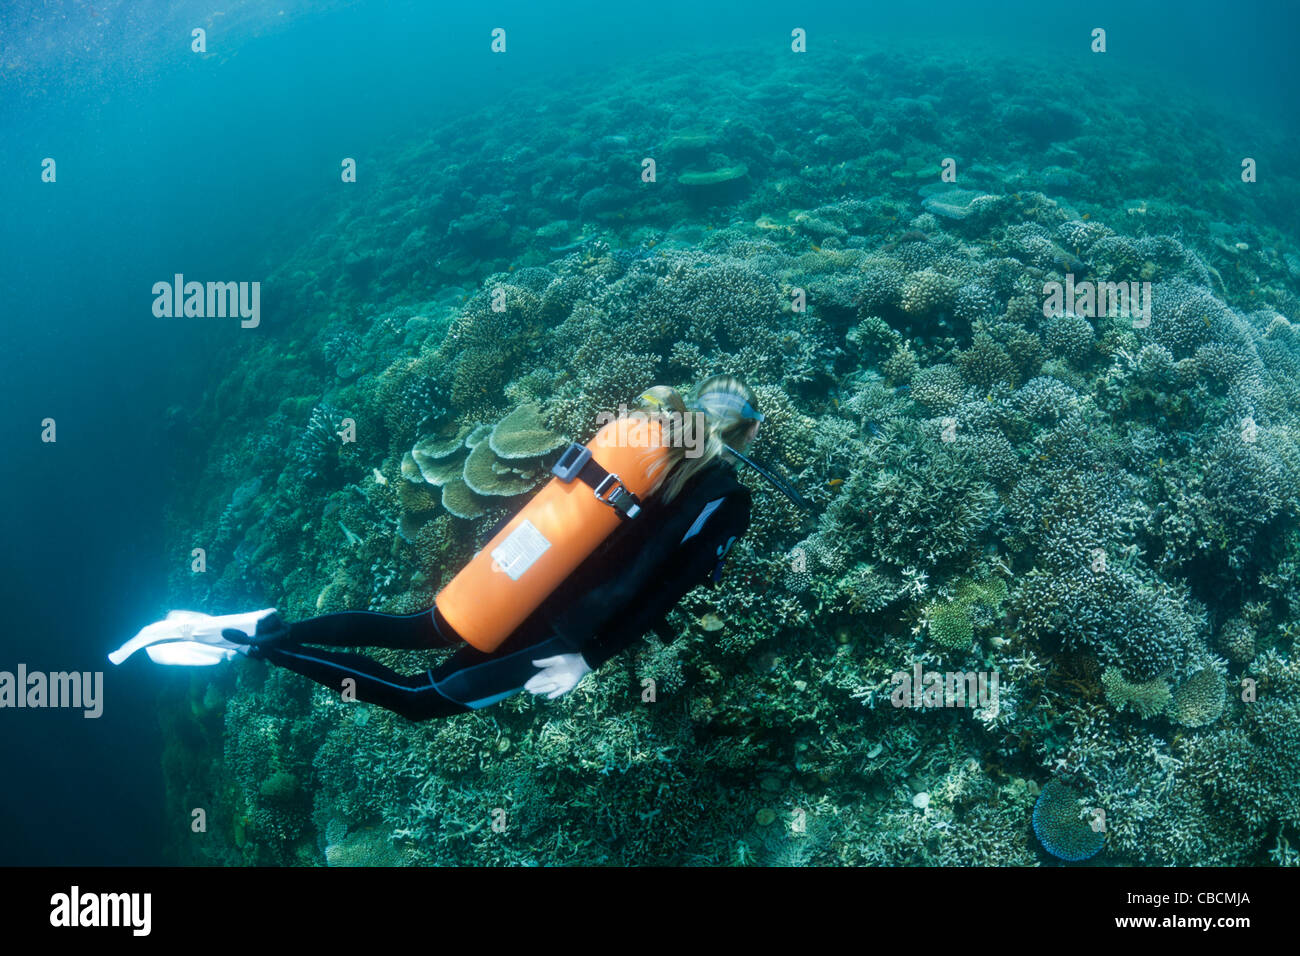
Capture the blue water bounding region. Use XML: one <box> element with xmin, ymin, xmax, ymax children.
<box><xmin>1</xmin><ymin>0</ymin><xmax>1297</xmax><ymax>864</ymax></box>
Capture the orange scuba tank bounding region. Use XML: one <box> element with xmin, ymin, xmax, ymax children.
<box><xmin>435</xmin><ymin>415</ymin><xmax>670</xmax><ymax>652</ymax></box>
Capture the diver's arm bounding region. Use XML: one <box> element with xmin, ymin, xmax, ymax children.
<box><xmin>574</xmin><ymin>487</ymin><xmax>751</xmax><ymax>670</ymax></box>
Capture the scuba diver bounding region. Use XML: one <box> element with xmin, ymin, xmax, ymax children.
<box><xmin>110</xmin><ymin>375</ymin><xmax>805</xmax><ymax>722</ymax></box>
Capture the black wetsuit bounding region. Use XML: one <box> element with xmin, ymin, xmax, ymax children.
<box><xmin>245</xmin><ymin>460</ymin><xmax>751</xmax><ymax>721</ymax></box>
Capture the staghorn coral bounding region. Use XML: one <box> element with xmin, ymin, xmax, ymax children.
<box><xmin>1014</xmin><ymin>565</ymin><xmax>1204</xmax><ymax>681</ymax></box>
<box><xmin>1218</xmin><ymin>617</ymin><xmax>1257</xmax><ymax>665</ymax></box>
<box><xmin>954</xmin><ymin>333</ymin><xmax>1015</xmax><ymax>389</ymax></box>
<box><xmin>1043</xmin><ymin>313</ymin><xmax>1096</xmax><ymax>365</ymax></box>
<box><xmin>830</xmin><ymin>424</ymin><xmax>998</xmax><ymax>570</ymax></box>
<box><xmin>1183</xmin><ymin>652</ymin><xmax>1300</xmax><ymax>847</ymax></box>
<box><xmin>909</xmin><ymin>363</ymin><xmax>968</xmax><ymax>414</ymax></box>
<box><xmin>900</xmin><ymin>269</ymin><xmax>959</xmax><ymax>317</ymax></box>
<box><xmin>1201</xmin><ymin>420</ymin><xmax>1300</xmax><ymax>544</ymax></box>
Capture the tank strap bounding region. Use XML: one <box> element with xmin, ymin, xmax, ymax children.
<box><xmin>551</xmin><ymin>442</ymin><xmax>644</xmax><ymax>519</ymax></box>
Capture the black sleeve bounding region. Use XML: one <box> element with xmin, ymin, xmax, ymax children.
<box><xmin>553</xmin><ymin>486</ymin><xmax>751</xmax><ymax>670</ymax></box>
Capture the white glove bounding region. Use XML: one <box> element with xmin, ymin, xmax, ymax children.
<box><xmin>524</xmin><ymin>653</ymin><xmax>592</xmax><ymax>699</ymax></box>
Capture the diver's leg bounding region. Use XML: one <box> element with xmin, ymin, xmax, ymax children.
<box><xmin>426</xmin><ymin>634</ymin><xmax>574</xmax><ymax>710</ymax></box>
<box><xmin>253</xmin><ymin>607</ymin><xmax>458</xmax><ymax>650</ymax></box>
<box><xmin>249</xmin><ymin>642</ymin><xmax>468</xmax><ymax>721</ymax></box>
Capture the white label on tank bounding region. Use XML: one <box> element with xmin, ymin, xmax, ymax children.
<box><xmin>490</xmin><ymin>519</ymin><xmax>551</xmax><ymax>581</ymax></box>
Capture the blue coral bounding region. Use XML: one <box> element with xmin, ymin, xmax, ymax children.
<box><xmin>1032</xmin><ymin>781</ymin><xmax>1104</xmax><ymax>862</ymax></box>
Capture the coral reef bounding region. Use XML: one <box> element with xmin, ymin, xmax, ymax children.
<box><xmin>158</xmin><ymin>41</ymin><xmax>1300</xmax><ymax>867</ymax></box>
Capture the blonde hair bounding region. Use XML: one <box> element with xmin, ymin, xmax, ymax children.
<box><xmin>629</xmin><ymin>376</ymin><xmax>761</xmax><ymax>504</ymax></box>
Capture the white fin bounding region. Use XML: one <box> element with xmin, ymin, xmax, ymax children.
<box><xmin>109</xmin><ymin>608</ymin><xmax>277</xmax><ymax>665</ymax></box>
<box><xmin>145</xmin><ymin>641</ymin><xmax>238</xmax><ymax>666</ymax></box>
